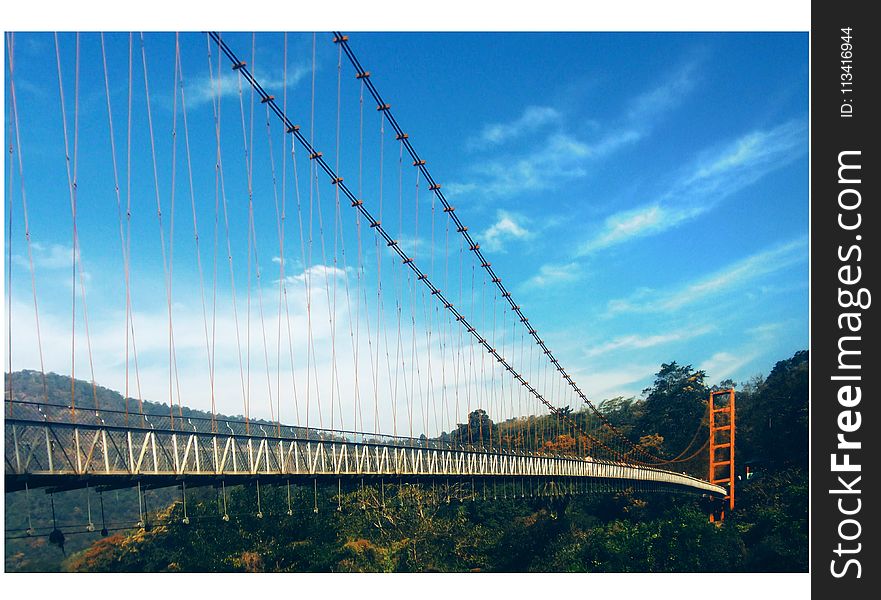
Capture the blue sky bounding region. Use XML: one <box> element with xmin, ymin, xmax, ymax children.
<box><xmin>4</xmin><ymin>32</ymin><xmax>808</xmax><ymax>435</ymax></box>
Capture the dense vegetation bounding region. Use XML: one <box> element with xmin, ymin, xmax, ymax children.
<box><xmin>4</xmin><ymin>350</ymin><xmax>808</xmax><ymax>572</ymax></box>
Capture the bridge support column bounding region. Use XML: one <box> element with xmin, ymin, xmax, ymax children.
<box><xmin>708</xmin><ymin>389</ymin><xmax>735</xmax><ymax>522</ymax></box>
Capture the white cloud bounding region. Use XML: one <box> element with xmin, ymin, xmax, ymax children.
<box><xmin>579</xmin><ymin>204</ymin><xmax>702</xmax><ymax>254</ymax></box>
<box><xmin>698</xmin><ymin>322</ymin><xmax>783</xmax><ymax>381</ymax></box>
<box><xmin>583</xmin><ymin>325</ymin><xmax>714</xmax><ymax>358</ymax></box>
<box><xmin>683</xmin><ymin>119</ymin><xmax>807</xmax><ymax>193</ymax></box>
<box><xmin>458</xmin><ymin>133</ymin><xmax>591</xmax><ymax>198</ymax></box>
<box><xmin>523</xmin><ymin>262</ymin><xmax>580</xmax><ymax>289</ymax></box>
<box><xmin>12</xmin><ymin>242</ymin><xmax>77</xmax><ymax>270</ymax></box>
<box><xmin>579</xmin><ymin>119</ymin><xmax>807</xmax><ymax>255</ymax></box>
<box><xmin>606</xmin><ymin>237</ymin><xmax>807</xmax><ymax>315</ymax></box>
<box><xmin>699</xmin><ymin>351</ymin><xmax>757</xmax><ymax>382</ymax></box>
<box><xmin>9</xmin><ymin>260</ymin><xmax>571</xmax><ymax>438</ymax></box>
<box><xmin>447</xmin><ymin>62</ymin><xmax>700</xmax><ymax>200</ymax></box>
<box><xmin>286</xmin><ymin>264</ymin><xmax>347</xmax><ymax>285</ymax></box>
<box><xmin>626</xmin><ymin>60</ymin><xmax>698</xmax><ymax>124</ymax></box>
<box><xmin>482</xmin><ymin>210</ymin><xmax>533</xmax><ymax>252</ymax></box>
<box><xmin>745</xmin><ymin>322</ymin><xmax>786</xmax><ymax>338</ymax></box>
<box><xmin>184</xmin><ymin>66</ymin><xmax>308</xmax><ymax>109</ymax></box>
<box><xmin>12</xmin><ymin>242</ymin><xmax>93</xmax><ymax>290</ymax></box>
<box><xmin>468</xmin><ymin>105</ymin><xmax>560</xmax><ymax>150</ymax></box>
<box><xmin>567</xmin><ymin>363</ymin><xmax>658</xmax><ymax>403</ymax></box>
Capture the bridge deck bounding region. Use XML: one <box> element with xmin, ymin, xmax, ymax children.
<box><xmin>5</xmin><ymin>402</ymin><xmax>724</xmax><ymax>497</ymax></box>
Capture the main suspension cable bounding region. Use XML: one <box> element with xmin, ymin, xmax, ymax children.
<box><xmin>207</xmin><ymin>31</ymin><xmax>624</xmax><ymax>461</ymax></box>
<box><xmin>332</xmin><ymin>31</ymin><xmax>673</xmax><ymax>465</ymax></box>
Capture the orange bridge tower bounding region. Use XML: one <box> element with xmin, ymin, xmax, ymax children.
<box><xmin>709</xmin><ymin>389</ymin><xmax>735</xmax><ymax>522</ymax></box>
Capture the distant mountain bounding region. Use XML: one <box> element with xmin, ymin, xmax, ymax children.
<box><xmin>5</xmin><ymin>369</ymin><xmax>265</xmax><ymax>426</ymax></box>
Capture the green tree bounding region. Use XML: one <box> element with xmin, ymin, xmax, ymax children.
<box><xmin>451</xmin><ymin>409</ymin><xmax>494</xmax><ymax>447</ymax></box>
<box><xmin>639</xmin><ymin>362</ymin><xmax>709</xmax><ymax>461</ymax></box>
<box><xmin>736</xmin><ymin>351</ymin><xmax>808</xmax><ymax>471</ymax></box>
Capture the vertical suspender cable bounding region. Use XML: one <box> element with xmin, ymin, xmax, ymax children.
<box><xmin>101</xmin><ymin>33</ymin><xmax>134</xmax><ymax>424</ymax></box>
<box><xmin>125</xmin><ymin>33</ymin><xmax>146</xmax><ymax>420</ymax></box>
<box><xmin>205</xmin><ymin>33</ymin><xmax>249</xmax><ymax>433</ymax></box>
<box><xmin>140</xmin><ymin>32</ymin><xmax>179</xmax><ymax>427</ymax></box>
<box><xmin>175</xmin><ymin>35</ymin><xmax>217</xmax><ymax>432</ymax></box>
<box><xmin>54</xmin><ymin>33</ymin><xmax>78</xmax><ymax>417</ymax></box>
<box><xmin>54</xmin><ymin>33</ymin><xmax>100</xmax><ymax>417</ymax></box>
<box><xmin>7</xmin><ymin>33</ymin><xmax>50</xmax><ymax>408</ymax></box>
<box><xmin>280</xmin><ymin>32</ymin><xmax>303</xmax><ymax>429</ymax></box>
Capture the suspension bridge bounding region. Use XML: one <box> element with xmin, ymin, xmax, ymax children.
<box><xmin>4</xmin><ymin>32</ymin><xmax>730</xmax><ymax>514</ymax></box>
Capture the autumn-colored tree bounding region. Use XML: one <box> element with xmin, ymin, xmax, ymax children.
<box><xmin>635</xmin><ymin>433</ymin><xmax>664</xmax><ymax>455</ymax></box>
<box><xmin>543</xmin><ymin>434</ymin><xmax>577</xmax><ymax>454</ymax></box>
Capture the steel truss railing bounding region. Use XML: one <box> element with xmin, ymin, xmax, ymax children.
<box><xmin>5</xmin><ymin>415</ymin><xmax>725</xmax><ymax>497</ymax></box>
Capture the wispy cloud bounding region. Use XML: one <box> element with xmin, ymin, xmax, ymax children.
<box><xmin>699</xmin><ymin>351</ymin><xmax>757</xmax><ymax>382</ymax></box>
<box><xmin>522</xmin><ymin>262</ymin><xmax>580</xmax><ymax>289</ymax></box>
<box><xmin>12</xmin><ymin>242</ymin><xmax>77</xmax><ymax>270</ymax></box>
<box><xmin>626</xmin><ymin>60</ymin><xmax>698</xmax><ymax>123</ymax></box>
<box><xmin>283</xmin><ymin>264</ymin><xmax>347</xmax><ymax>285</ymax></box>
<box><xmin>579</xmin><ymin>119</ymin><xmax>807</xmax><ymax>254</ymax></box>
<box><xmin>607</xmin><ymin>237</ymin><xmax>807</xmax><ymax>315</ymax></box>
<box><xmin>568</xmin><ymin>363</ymin><xmax>658</xmax><ymax>402</ymax></box>
<box><xmin>482</xmin><ymin>210</ymin><xmax>534</xmax><ymax>252</ymax></box>
<box><xmin>448</xmin><ymin>134</ymin><xmax>591</xmax><ymax>198</ymax></box>
<box><xmin>467</xmin><ymin>106</ymin><xmax>560</xmax><ymax>150</ymax></box>
<box><xmin>183</xmin><ymin>66</ymin><xmax>308</xmax><ymax>108</ymax></box>
<box><xmin>583</xmin><ymin>325</ymin><xmax>714</xmax><ymax>358</ymax></box>
<box><xmin>447</xmin><ymin>61</ymin><xmax>700</xmax><ymax>199</ymax></box>
<box><xmin>579</xmin><ymin>204</ymin><xmax>702</xmax><ymax>254</ymax></box>
<box><xmin>698</xmin><ymin>322</ymin><xmax>784</xmax><ymax>380</ymax></box>
<box><xmin>8</xmin><ymin>258</ymin><xmax>534</xmax><ymax>437</ymax></box>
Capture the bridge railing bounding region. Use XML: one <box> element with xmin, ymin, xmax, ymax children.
<box><xmin>5</xmin><ymin>399</ymin><xmax>578</xmax><ymax>457</ymax></box>
<box><xmin>4</xmin><ymin>416</ymin><xmax>726</xmax><ymax>497</ymax></box>
<box><xmin>4</xmin><ymin>399</ymin><xmax>727</xmax><ymax>499</ymax></box>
